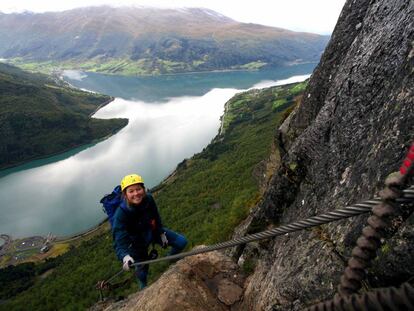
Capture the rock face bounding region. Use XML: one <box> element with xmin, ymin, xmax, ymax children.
<box><xmin>93</xmin><ymin>251</ymin><xmax>245</xmax><ymax>311</ymax></box>
<box><xmin>234</xmin><ymin>0</ymin><xmax>414</xmax><ymax>310</ymax></box>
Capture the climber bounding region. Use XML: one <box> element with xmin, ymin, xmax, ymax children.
<box><xmin>112</xmin><ymin>174</ymin><xmax>187</xmax><ymax>289</ymax></box>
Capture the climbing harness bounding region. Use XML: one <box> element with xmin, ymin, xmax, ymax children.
<box><xmin>96</xmin><ymin>142</ymin><xmax>414</xmax><ymax>310</ymax></box>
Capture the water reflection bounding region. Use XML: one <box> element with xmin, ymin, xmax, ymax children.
<box><xmin>0</xmin><ymin>66</ymin><xmax>315</xmax><ymax>237</ymax></box>
<box><xmin>64</xmin><ymin>64</ymin><xmax>317</xmax><ymax>102</ymax></box>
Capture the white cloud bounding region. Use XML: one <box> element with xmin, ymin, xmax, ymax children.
<box><xmin>62</xmin><ymin>70</ymin><xmax>87</xmax><ymax>81</ymax></box>
<box><xmin>0</xmin><ymin>0</ymin><xmax>346</xmax><ymax>34</ymax></box>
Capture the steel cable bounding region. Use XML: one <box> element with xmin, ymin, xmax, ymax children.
<box><xmin>97</xmin><ymin>185</ymin><xmax>414</xmax><ymax>290</ymax></box>
<box><xmin>337</xmin><ymin>146</ymin><xmax>414</xmax><ymax>297</ymax></box>
<box><xmin>306</xmin><ymin>142</ymin><xmax>414</xmax><ymax>310</ymax></box>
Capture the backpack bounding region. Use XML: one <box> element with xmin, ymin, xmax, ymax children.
<box><xmin>100</xmin><ymin>185</ymin><xmax>123</xmax><ymax>227</ymax></box>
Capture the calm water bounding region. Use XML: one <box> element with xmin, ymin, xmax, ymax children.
<box><xmin>0</xmin><ymin>64</ymin><xmax>316</xmax><ymax>237</ymax></box>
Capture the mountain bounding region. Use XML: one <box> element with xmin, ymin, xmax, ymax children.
<box><xmin>0</xmin><ymin>6</ymin><xmax>329</xmax><ymax>75</ymax></box>
<box><xmin>0</xmin><ymin>63</ymin><xmax>127</xmax><ymax>169</ymax></box>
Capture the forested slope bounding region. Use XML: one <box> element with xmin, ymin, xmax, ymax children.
<box><xmin>0</xmin><ymin>63</ymin><xmax>128</xmax><ymax>169</ymax></box>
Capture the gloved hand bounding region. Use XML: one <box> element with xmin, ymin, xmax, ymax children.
<box><xmin>122</xmin><ymin>255</ymin><xmax>134</xmax><ymax>271</ymax></box>
<box><xmin>160</xmin><ymin>232</ymin><xmax>168</xmax><ymax>248</ymax></box>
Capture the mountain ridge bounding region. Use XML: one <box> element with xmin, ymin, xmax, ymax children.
<box><xmin>0</xmin><ymin>6</ymin><xmax>329</xmax><ymax>75</ymax></box>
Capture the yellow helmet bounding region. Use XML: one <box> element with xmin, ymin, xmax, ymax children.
<box><xmin>121</xmin><ymin>174</ymin><xmax>144</xmax><ymax>191</ymax></box>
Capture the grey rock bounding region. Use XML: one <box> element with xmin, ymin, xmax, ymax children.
<box><xmin>217</xmin><ymin>279</ymin><xmax>243</xmax><ymax>305</ymax></box>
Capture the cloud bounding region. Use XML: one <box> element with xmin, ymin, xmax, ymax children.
<box><xmin>0</xmin><ymin>0</ymin><xmax>346</xmax><ymax>34</ymax></box>
<box><xmin>62</xmin><ymin>70</ymin><xmax>87</xmax><ymax>81</ymax></box>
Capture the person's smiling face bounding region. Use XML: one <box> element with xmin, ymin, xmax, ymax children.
<box><xmin>125</xmin><ymin>184</ymin><xmax>145</xmax><ymax>205</ymax></box>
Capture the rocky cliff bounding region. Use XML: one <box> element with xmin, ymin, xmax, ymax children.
<box><xmin>91</xmin><ymin>0</ymin><xmax>413</xmax><ymax>310</ymax></box>
<box><xmin>234</xmin><ymin>0</ymin><xmax>413</xmax><ymax>309</ymax></box>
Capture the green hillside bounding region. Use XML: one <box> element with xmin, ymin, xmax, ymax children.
<box><xmin>0</xmin><ymin>63</ymin><xmax>128</xmax><ymax>169</ymax></box>
<box><xmin>0</xmin><ymin>81</ymin><xmax>306</xmax><ymax>310</ymax></box>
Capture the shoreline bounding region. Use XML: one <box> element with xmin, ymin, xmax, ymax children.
<box><xmin>78</xmin><ymin>62</ymin><xmax>318</xmax><ymax>78</ymax></box>
<box><xmin>30</xmin><ymin>60</ymin><xmax>318</xmax><ymax>78</ymax></box>
<box><xmin>88</xmin><ymin>97</ymin><xmax>115</xmax><ymax>117</ymax></box>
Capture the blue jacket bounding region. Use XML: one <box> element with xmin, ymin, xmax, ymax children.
<box><xmin>112</xmin><ymin>193</ymin><xmax>163</xmax><ymax>261</ymax></box>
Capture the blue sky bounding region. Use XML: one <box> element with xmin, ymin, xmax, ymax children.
<box><xmin>0</xmin><ymin>0</ymin><xmax>347</xmax><ymax>34</ymax></box>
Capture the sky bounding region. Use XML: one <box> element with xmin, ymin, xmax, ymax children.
<box><xmin>0</xmin><ymin>0</ymin><xmax>347</xmax><ymax>35</ymax></box>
